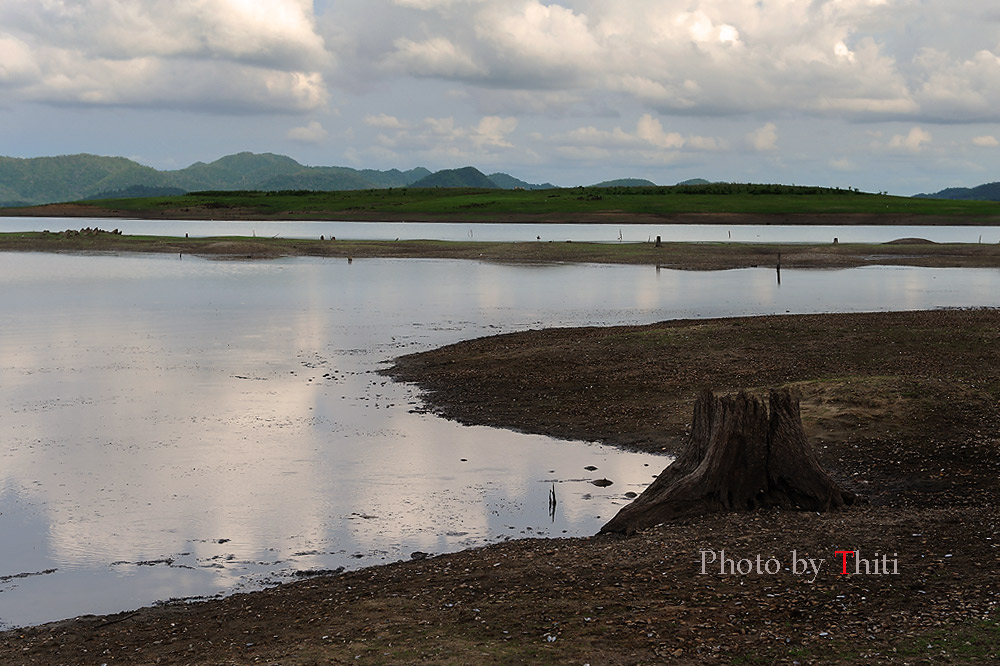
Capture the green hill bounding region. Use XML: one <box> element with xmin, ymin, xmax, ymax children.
<box><xmin>167</xmin><ymin>152</ymin><xmax>304</xmax><ymax>191</ymax></box>
<box><xmin>0</xmin><ymin>152</ymin><xmax>574</xmax><ymax>206</ymax></box>
<box><xmin>487</xmin><ymin>172</ymin><xmax>555</xmax><ymax>190</ymax></box>
<box><xmin>0</xmin><ymin>154</ymin><xmax>170</xmax><ymax>206</ymax></box>
<box><xmin>0</xmin><ymin>153</ymin><xmax>442</xmax><ymax>206</ymax></box>
<box><xmin>591</xmin><ymin>178</ymin><xmax>658</xmax><ymax>187</ymax></box>
<box><xmin>411</xmin><ymin>166</ymin><xmax>499</xmax><ymax>188</ymax></box>
<box><xmin>914</xmin><ymin>182</ymin><xmax>1000</xmax><ymax>201</ymax></box>
<box><xmin>357</xmin><ymin>167</ymin><xmax>432</xmax><ymax>188</ymax></box>
<box><xmin>257</xmin><ymin>168</ymin><xmax>379</xmax><ymax>192</ymax></box>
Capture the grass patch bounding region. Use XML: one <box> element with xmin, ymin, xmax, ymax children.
<box><xmin>17</xmin><ymin>184</ymin><xmax>1000</xmax><ymax>222</ymax></box>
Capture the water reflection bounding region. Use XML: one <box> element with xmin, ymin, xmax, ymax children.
<box><xmin>1</xmin><ymin>253</ymin><xmax>999</xmax><ymax>628</ymax></box>
<box><xmin>3</xmin><ymin>216</ymin><xmax>1000</xmax><ymax>244</ymax></box>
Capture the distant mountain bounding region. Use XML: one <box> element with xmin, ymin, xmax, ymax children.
<box><xmin>0</xmin><ymin>154</ymin><xmax>171</xmax><ymax>206</ymax></box>
<box><xmin>914</xmin><ymin>182</ymin><xmax>1000</xmax><ymax>201</ymax></box>
<box><xmin>0</xmin><ymin>152</ymin><xmax>561</xmax><ymax>206</ymax></box>
<box><xmin>168</xmin><ymin>154</ymin><xmax>433</xmax><ymax>192</ymax></box>
<box><xmin>487</xmin><ymin>172</ymin><xmax>555</xmax><ymax>190</ymax></box>
<box><xmin>676</xmin><ymin>178</ymin><xmax>711</xmax><ymax>186</ymax></box>
<box><xmin>591</xmin><ymin>178</ymin><xmax>658</xmax><ymax>187</ymax></box>
<box><xmin>167</xmin><ymin>152</ymin><xmax>304</xmax><ymax>191</ymax></box>
<box><xmin>355</xmin><ymin>167</ymin><xmax>432</xmax><ymax>188</ymax></box>
<box><xmin>411</xmin><ymin>166</ymin><xmax>499</xmax><ymax>189</ymax></box>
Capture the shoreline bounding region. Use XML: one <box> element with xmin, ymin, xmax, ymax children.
<box><xmin>3</xmin><ymin>309</ymin><xmax>1000</xmax><ymax>664</ymax></box>
<box><xmin>5</xmin><ymin>201</ymin><xmax>1000</xmax><ymax>226</ymax></box>
<box><xmin>4</xmin><ymin>229</ymin><xmax>1000</xmax><ymax>269</ymax></box>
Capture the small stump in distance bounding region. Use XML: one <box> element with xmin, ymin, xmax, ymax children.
<box><xmin>600</xmin><ymin>388</ymin><xmax>855</xmax><ymax>535</ymax></box>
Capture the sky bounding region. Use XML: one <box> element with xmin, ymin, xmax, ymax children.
<box><xmin>2</xmin><ymin>0</ymin><xmax>1000</xmax><ymax>194</ymax></box>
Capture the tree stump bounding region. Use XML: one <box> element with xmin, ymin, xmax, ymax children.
<box><xmin>600</xmin><ymin>388</ymin><xmax>855</xmax><ymax>535</ymax></box>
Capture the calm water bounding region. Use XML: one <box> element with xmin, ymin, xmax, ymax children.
<box><xmin>2</xmin><ymin>252</ymin><xmax>1000</xmax><ymax>629</ymax></box>
<box><xmin>3</xmin><ymin>216</ymin><xmax>1000</xmax><ymax>244</ymax></box>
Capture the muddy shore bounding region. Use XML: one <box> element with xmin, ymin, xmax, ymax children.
<box><xmin>4</xmin><ymin>228</ymin><xmax>1000</xmax><ymax>269</ymax></box>
<box><xmin>2</xmin><ymin>309</ymin><xmax>999</xmax><ymax>665</ymax></box>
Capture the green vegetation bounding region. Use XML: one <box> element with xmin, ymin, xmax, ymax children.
<box><xmin>591</xmin><ymin>177</ymin><xmax>658</xmax><ymax>187</ymax></box>
<box><xmin>7</xmin><ymin>150</ymin><xmax>1000</xmax><ymax>216</ymax></box>
<box><xmin>0</xmin><ymin>152</ymin><xmax>435</xmax><ymax>206</ymax></box>
<box><xmin>915</xmin><ymin>181</ymin><xmax>1000</xmax><ymax>201</ymax></box>
<box><xmin>62</xmin><ymin>183</ymin><xmax>1000</xmax><ymax>221</ymax></box>
<box><xmin>486</xmin><ymin>172</ymin><xmax>555</xmax><ymax>190</ymax></box>
<box><xmin>0</xmin><ymin>153</ymin><xmax>168</xmax><ymax>206</ymax></box>
<box><xmin>0</xmin><ymin>152</ymin><xmax>544</xmax><ymax>206</ymax></box>
<box><xmin>410</xmin><ymin>166</ymin><xmax>500</xmax><ymax>188</ymax></box>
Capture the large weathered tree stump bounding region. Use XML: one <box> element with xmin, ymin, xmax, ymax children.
<box><xmin>600</xmin><ymin>388</ymin><xmax>855</xmax><ymax>535</ymax></box>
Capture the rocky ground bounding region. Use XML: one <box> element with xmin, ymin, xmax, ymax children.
<box><xmin>2</xmin><ymin>309</ymin><xmax>1000</xmax><ymax>665</ymax></box>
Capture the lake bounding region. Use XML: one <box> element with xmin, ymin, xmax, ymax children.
<box><xmin>2</xmin><ymin>250</ymin><xmax>999</xmax><ymax>629</ymax></box>
<box><xmin>4</xmin><ymin>216</ymin><xmax>1000</xmax><ymax>244</ymax></box>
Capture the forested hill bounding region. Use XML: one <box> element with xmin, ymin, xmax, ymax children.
<box><xmin>0</xmin><ymin>153</ymin><xmax>556</xmax><ymax>206</ymax></box>
<box><xmin>914</xmin><ymin>182</ymin><xmax>1000</xmax><ymax>201</ymax></box>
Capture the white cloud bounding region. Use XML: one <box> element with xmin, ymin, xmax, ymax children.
<box><xmin>473</xmin><ymin>1</ymin><xmax>600</xmax><ymax>83</ymax></box>
<box><xmin>287</xmin><ymin>121</ymin><xmax>328</xmax><ymax>143</ymax></box>
<box><xmin>973</xmin><ymin>135</ymin><xmax>999</xmax><ymax>147</ymax></box>
<box><xmin>545</xmin><ymin>115</ymin><xmax>724</xmax><ymax>163</ymax></box>
<box><xmin>394</xmin><ymin>0</ymin><xmax>486</xmax><ymax>8</ymax></box>
<box><xmin>673</xmin><ymin>10</ymin><xmax>742</xmax><ymax>48</ymax></box>
<box><xmin>636</xmin><ymin>115</ymin><xmax>685</xmax><ymax>150</ymax></box>
<box><xmin>23</xmin><ymin>0</ymin><xmax>329</xmax><ymax>69</ymax></box>
<box><xmin>473</xmin><ymin>116</ymin><xmax>518</xmax><ymax>148</ymax></box>
<box><xmin>385</xmin><ymin>37</ymin><xmax>484</xmax><ymax>77</ymax></box>
<box><xmin>915</xmin><ymin>48</ymin><xmax>1000</xmax><ymax>121</ymax></box>
<box><xmin>0</xmin><ymin>33</ymin><xmax>38</xmax><ymax>84</ymax></box>
<box><xmin>368</xmin><ymin>114</ymin><xmax>518</xmax><ymax>160</ymax></box>
<box><xmin>748</xmin><ymin>123</ymin><xmax>778</xmax><ymax>151</ymax></box>
<box><xmin>21</xmin><ymin>58</ymin><xmax>328</xmax><ymax>113</ymax></box>
<box><xmin>364</xmin><ymin>113</ymin><xmax>408</xmax><ymax>129</ymax></box>
<box><xmin>887</xmin><ymin>127</ymin><xmax>932</xmax><ymax>153</ymax></box>
<box><xmin>829</xmin><ymin>157</ymin><xmax>854</xmax><ymax>171</ymax></box>
<box><xmin>15</xmin><ymin>0</ymin><xmax>1000</xmax><ymax>123</ymax></box>
<box><xmin>0</xmin><ymin>0</ymin><xmax>331</xmax><ymax>112</ymax></box>
<box><xmin>323</xmin><ymin>1</ymin><xmax>1000</xmax><ymax>124</ymax></box>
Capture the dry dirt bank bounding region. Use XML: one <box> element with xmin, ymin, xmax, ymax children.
<box><xmin>4</xmin><ymin>228</ymin><xmax>1000</xmax><ymax>269</ymax></box>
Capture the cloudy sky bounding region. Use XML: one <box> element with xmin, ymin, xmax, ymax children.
<box><xmin>2</xmin><ymin>0</ymin><xmax>999</xmax><ymax>193</ymax></box>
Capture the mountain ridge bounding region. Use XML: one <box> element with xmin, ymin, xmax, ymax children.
<box><xmin>914</xmin><ymin>182</ymin><xmax>1000</xmax><ymax>201</ymax></box>
<box><xmin>0</xmin><ymin>152</ymin><xmax>559</xmax><ymax>206</ymax></box>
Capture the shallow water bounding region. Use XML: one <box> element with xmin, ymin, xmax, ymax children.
<box><xmin>3</xmin><ymin>216</ymin><xmax>1000</xmax><ymax>244</ymax></box>
<box><xmin>1</xmin><ymin>253</ymin><xmax>999</xmax><ymax>628</ymax></box>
